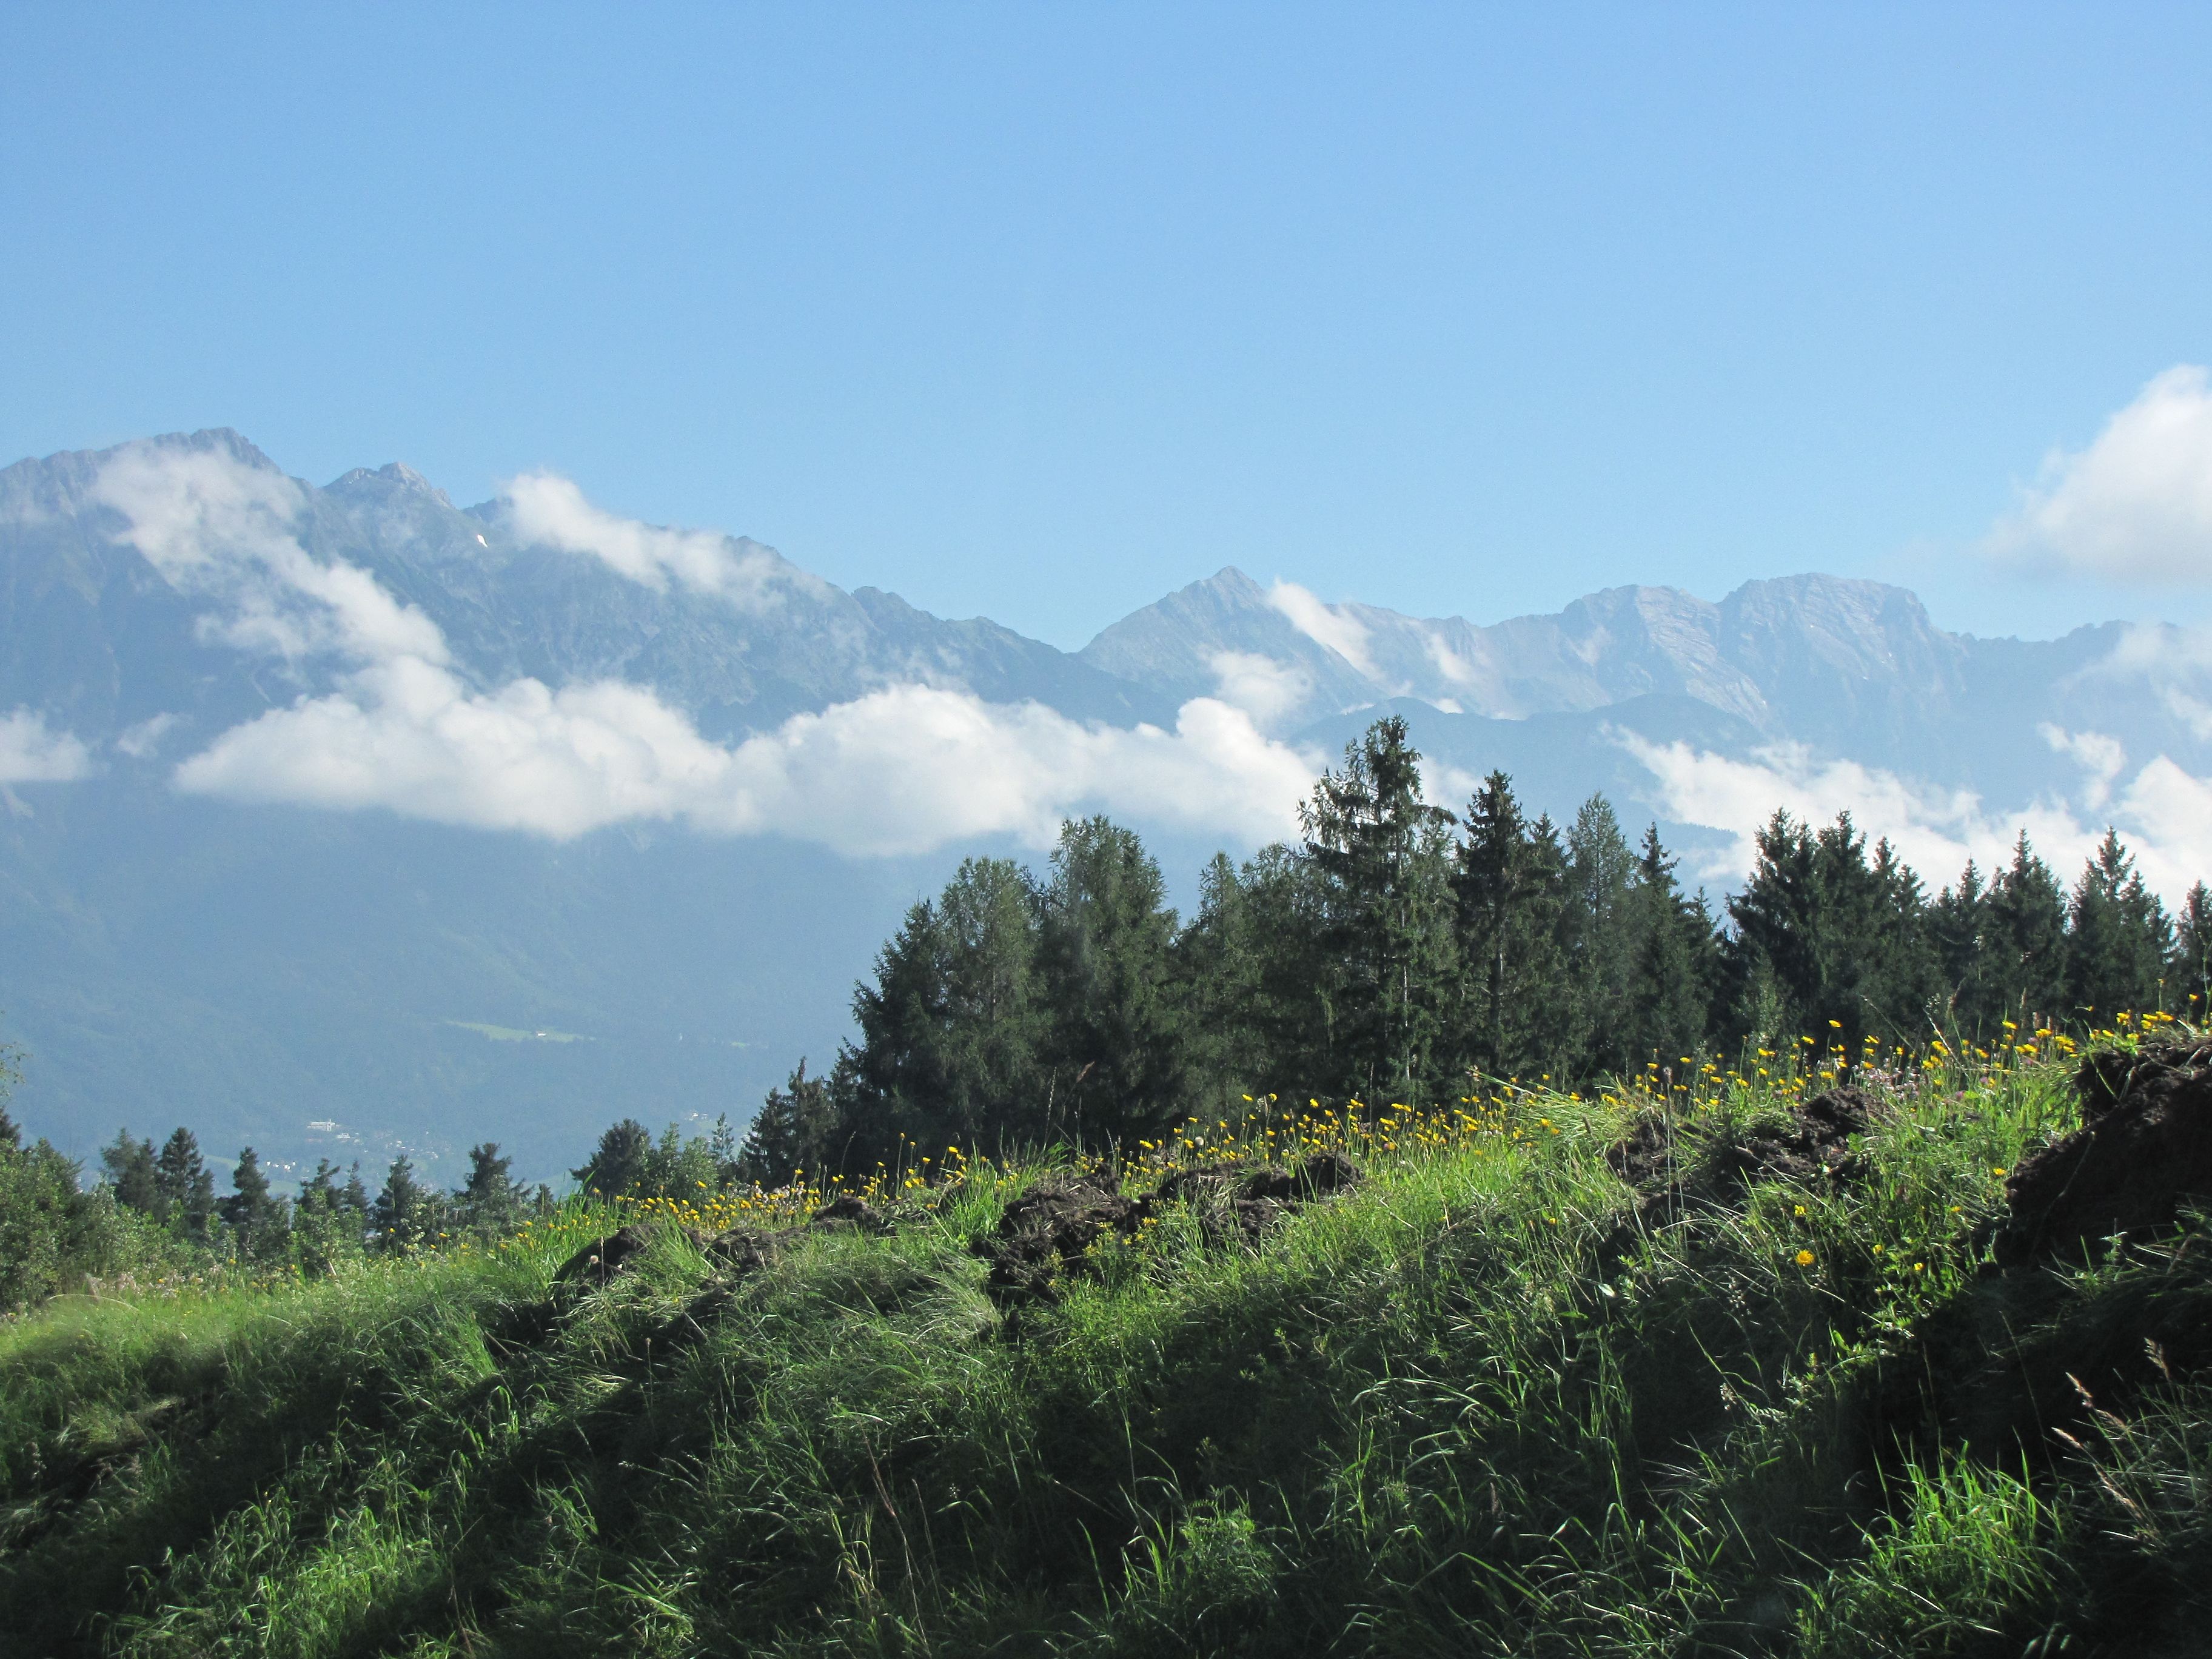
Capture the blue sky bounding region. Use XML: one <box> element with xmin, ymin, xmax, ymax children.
<box><xmin>5</xmin><ymin>4</ymin><xmax>2211</xmax><ymax>647</ymax></box>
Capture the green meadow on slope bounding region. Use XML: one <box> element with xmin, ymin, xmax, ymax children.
<box><xmin>7</xmin><ymin>1021</ymin><xmax>2212</xmax><ymax>1658</ymax></box>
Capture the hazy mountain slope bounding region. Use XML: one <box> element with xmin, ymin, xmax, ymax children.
<box><xmin>3</xmin><ymin>428</ymin><xmax>2204</xmax><ymax>1186</ymax></box>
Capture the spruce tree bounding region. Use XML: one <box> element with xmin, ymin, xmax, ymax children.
<box><xmin>154</xmin><ymin>1128</ymin><xmax>216</xmax><ymax>1239</ymax></box>
<box><xmin>1931</xmin><ymin>860</ymin><xmax>1991</xmax><ymax>1030</ymax></box>
<box><xmin>100</xmin><ymin>1131</ymin><xmax>160</xmax><ymax>1215</ymax></box>
<box><xmin>834</xmin><ymin>856</ymin><xmax>1049</xmax><ymax>1165</ymax></box>
<box><xmin>1036</xmin><ymin>817</ymin><xmax>1191</xmax><ymax>1146</ymax></box>
<box><xmin>1562</xmin><ymin>796</ymin><xmax>1637</xmax><ymax>1076</ymax></box>
<box><xmin>2065</xmin><ymin>829</ymin><xmax>2173</xmax><ymax>1022</ymax></box>
<box><xmin>2173</xmin><ymin>882</ymin><xmax>2212</xmax><ymax>1019</ymax></box>
<box><xmin>1302</xmin><ymin>717</ymin><xmax>1458</xmax><ymax>1104</ymax></box>
<box><xmin>1620</xmin><ymin>823</ymin><xmax>1717</xmax><ymax>1071</ymax></box>
<box><xmin>572</xmin><ymin>1121</ymin><xmax>654</xmax><ymax>1198</ymax></box>
<box><xmin>1980</xmin><ymin>832</ymin><xmax>2068</xmax><ymax>1028</ymax></box>
<box><xmin>1452</xmin><ymin>772</ymin><xmax>1572</xmax><ymax>1084</ymax></box>
<box><xmin>738</xmin><ymin>1061</ymin><xmax>837</xmax><ymax>1187</ymax></box>
<box><xmin>371</xmin><ymin>1156</ymin><xmax>432</xmax><ymax>1249</ymax></box>
<box><xmin>218</xmin><ymin>1146</ymin><xmax>289</xmax><ymax>1262</ymax></box>
<box><xmin>456</xmin><ymin>1143</ymin><xmax>520</xmax><ymax>1231</ymax></box>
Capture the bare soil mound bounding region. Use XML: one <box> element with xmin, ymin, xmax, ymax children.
<box><xmin>1607</xmin><ymin>1088</ymin><xmax>1873</xmax><ymax>1214</ymax></box>
<box><xmin>976</xmin><ymin>1181</ymin><xmax>1151</xmax><ymax>1302</ymax></box>
<box><xmin>976</xmin><ymin>1154</ymin><xmax>1367</xmax><ymax>1302</ymax></box>
<box><xmin>1993</xmin><ymin>1034</ymin><xmax>2212</xmax><ymax>1267</ymax></box>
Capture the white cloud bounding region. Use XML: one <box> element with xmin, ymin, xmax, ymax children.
<box><xmin>2038</xmin><ymin>724</ymin><xmax>2126</xmax><ymax>809</ymax></box>
<box><xmin>0</xmin><ymin>709</ymin><xmax>94</xmax><ymax>783</ymax></box>
<box><xmin>93</xmin><ymin>441</ymin><xmax>449</xmax><ymax>666</ymax></box>
<box><xmin>1266</xmin><ymin>580</ymin><xmax>1379</xmax><ymax>679</ymax></box>
<box><xmin>116</xmin><ymin>714</ymin><xmax>180</xmax><ymax>759</ymax></box>
<box><xmin>1987</xmin><ymin>364</ymin><xmax>2212</xmax><ymax>583</ymax></box>
<box><xmin>179</xmin><ymin>669</ymin><xmax>1319</xmax><ymax>855</ymax></box>
<box><xmin>501</xmin><ymin>471</ymin><xmax>808</xmax><ymax>609</ymax></box>
<box><xmin>1208</xmin><ymin>650</ymin><xmax>1312</xmax><ymax>727</ymax></box>
<box><xmin>1619</xmin><ymin>730</ymin><xmax>2212</xmax><ymax>906</ymax></box>
<box><xmin>99</xmin><ymin>442</ymin><xmax>1323</xmax><ymax>856</ymax></box>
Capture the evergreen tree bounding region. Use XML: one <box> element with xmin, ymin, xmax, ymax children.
<box><xmin>834</xmin><ymin>857</ymin><xmax>1050</xmax><ymax>1165</ymax></box>
<box><xmin>217</xmin><ymin>1146</ymin><xmax>289</xmax><ymax>1262</ymax></box>
<box><xmin>1452</xmin><ymin>771</ymin><xmax>1571</xmax><ymax>1084</ymax></box>
<box><xmin>1721</xmin><ymin>811</ymin><xmax>1936</xmax><ymax>1050</ymax></box>
<box><xmin>1978</xmin><ymin>831</ymin><xmax>2069</xmax><ymax>1028</ymax></box>
<box><xmin>571</xmin><ymin>1120</ymin><xmax>654</xmax><ymax>1198</ymax></box>
<box><xmin>1301</xmin><ymin>717</ymin><xmax>1458</xmax><ymax>1104</ymax></box>
<box><xmin>370</xmin><ymin>1156</ymin><xmax>432</xmax><ymax>1249</ymax></box>
<box><xmin>1620</xmin><ymin>823</ymin><xmax>1717</xmax><ymax>1071</ymax></box>
<box><xmin>1036</xmin><ymin>816</ymin><xmax>1191</xmax><ymax>1145</ymax></box>
<box><xmin>738</xmin><ymin>1061</ymin><xmax>837</xmax><ymax>1187</ymax></box>
<box><xmin>2065</xmin><ymin>829</ymin><xmax>2173</xmax><ymax>1022</ymax></box>
<box><xmin>293</xmin><ymin>1158</ymin><xmax>361</xmax><ymax>1275</ymax></box>
<box><xmin>2173</xmin><ymin>882</ymin><xmax>2212</xmax><ymax>1019</ymax></box>
<box><xmin>100</xmin><ymin>1131</ymin><xmax>160</xmax><ymax>1215</ymax></box>
<box><xmin>1176</xmin><ymin>844</ymin><xmax>1332</xmax><ymax>1101</ymax></box>
<box><xmin>154</xmin><ymin>1128</ymin><xmax>216</xmax><ymax>1239</ymax></box>
<box><xmin>342</xmin><ymin>1163</ymin><xmax>371</xmax><ymax>1227</ymax></box>
<box><xmin>1561</xmin><ymin>796</ymin><xmax>1638</xmax><ymax>1076</ymax></box>
<box><xmin>1931</xmin><ymin>860</ymin><xmax>1991</xmax><ymax>1028</ymax></box>
<box><xmin>455</xmin><ymin>1142</ymin><xmax>521</xmax><ymax>1232</ymax></box>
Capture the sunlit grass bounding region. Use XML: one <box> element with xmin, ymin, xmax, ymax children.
<box><xmin>2</xmin><ymin>1010</ymin><xmax>2204</xmax><ymax>1656</ymax></box>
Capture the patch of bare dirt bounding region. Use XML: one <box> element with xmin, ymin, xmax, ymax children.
<box><xmin>1607</xmin><ymin>1087</ymin><xmax>1874</xmax><ymax>1215</ymax></box>
<box><xmin>1993</xmin><ymin>1035</ymin><xmax>2212</xmax><ymax>1267</ymax></box>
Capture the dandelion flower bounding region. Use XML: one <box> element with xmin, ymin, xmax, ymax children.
<box><xmin>1795</xmin><ymin>1250</ymin><xmax>1815</xmax><ymax>1266</ymax></box>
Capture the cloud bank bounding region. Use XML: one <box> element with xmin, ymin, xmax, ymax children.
<box><xmin>1988</xmin><ymin>364</ymin><xmax>2212</xmax><ymax>583</ymax></box>
<box><xmin>1620</xmin><ymin>727</ymin><xmax>2212</xmax><ymax>907</ymax></box>
<box><xmin>98</xmin><ymin>444</ymin><xmax>1319</xmax><ymax>854</ymax></box>
<box><xmin>0</xmin><ymin>710</ymin><xmax>95</xmax><ymax>783</ymax></box>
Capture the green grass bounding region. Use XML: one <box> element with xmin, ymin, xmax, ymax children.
<box><xmin>4</xmin><ymin>1050</ymin><xmax>2209</xmax><ymax>1655</ymax></box>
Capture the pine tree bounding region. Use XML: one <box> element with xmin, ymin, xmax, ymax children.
<box><xmin>154</xmin><ymin>1128</ymin><xmax>216</xmax><ymax>1239</ymax></box>
<box><xmin>1931</xmin><ymin>860</ymin><xmax>1990</xmax><ymax>1029</ymax></box>
<box><xmin>1620</xmin><ymin>823</ymin><xmax>1717</xmax><ymax>1071</ymax></box>
<box><xmin>738</xmin><ymin>1061</ymin><xmax>837</xmax><ymax>1187</ymax></box>
<box><xmin>834</xmin><ymin>856</ymin><xmax>1050</xmax><ymax>1165</ymax></box>
<box><xmin>371</xmin><ymin>1156</ymin><xmax>432</xmax><ymax>1250</ymax></box>
<box><xmin>1452</xmin><ymin>771</ymin><xmax>1571</xmax><ymax>1085</ymax></box>
<box><xmin>455</xmin><ymin>1143</ymin><xmax>520</xmax><ymax>1232</ymax></box>
<box><xmin>571</xmin><ymin>1121</ymin><xmax>654</xmax><ymax>1198</ymax></box>
<box><xmin>1036</xmin><ymin>816</ymin><xmax>1191</xmax><ymax>1146</ymax></box>
<box><xmin>2065</xmin><ymin>829</ymin><xmax>2173</xmax><ymax>1022</ymax></box>
<box><xmin>2173</xmin><ymin>882</ymin><xmax>2212</xmax><ymax>1019</ymax></box>
<box><xmin>100</xmin><ymin>1131</ymin><xmax>160</xmax><ymax>1215</ymax></box>
<box><xmin>1176</xmin><ymin>843</ymin><xmax>1332</xmax><ymax>1101</ymax></box>
<box><xmin>1562</xmin><ymin>795</ymin><xmax>1637</xmax><ymax>1076</ymax></box>
<box><xmin>1301</xmin><ymin>717</ymin><xmax>1458</xmax><ymax>1104</ymax></box>
<box><xmin>218</xmin><ymin>1146</ymin><xmax>289</xmax><ymax>1262</ymax></box>
<box><xmin>1979</xmin><ymin>831</ymin><xmax>2068</xmax><ymax>1028</ymax></box>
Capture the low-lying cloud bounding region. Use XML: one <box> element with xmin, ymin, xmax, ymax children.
<box><xmin>1267</xmin><ymin>580</ymin><xmax>1379</xmax><ymax>679</ymax></box>
<box><xmin>501</xmin><ymin>471</ymin><xmax>810</xmax><ymax>609</ymax></box>
<box><xmin>98</xmin><ymin>443</ymin><xmax>1320</xmax><ymax>855</ymax></box>
<box><xmin>0</xmin><ymin>709</ymin><xmax>94</xmax><ymax>783</ymax></box>
<box><xmin>1987</xmin><ymin>364</ymin><xmax>2212</xmax><ymax>584</ymax></box>
<box><xmin>177</xmin><ymin>669</ymin><xmax>1318</xmax><ymax>854</ymax></box>
<box><xmin>1620</xmin><ymin>728</ymin><xmax>2211</xmax><ymax>906</ymax></box>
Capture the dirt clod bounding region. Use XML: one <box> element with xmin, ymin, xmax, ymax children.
<box><xmin>976</xmin><ymin>1181</ymin><xmax>1149</xmax><ymax>1303</ymax></box>
<box><xmin>1608</xmin><ymin>1088</ymin><xmax>1874</xmax><ymax>1215</ymax></box>
<box><xmin>555</xmin><ymin>1223</ymin><xmax>702</xmax><ymax>1287</ymax></box>
<box><xmin>1993</xmin><ymin>1035</ymin><xmax>2212</xmax><ymax>1267</ymax></box>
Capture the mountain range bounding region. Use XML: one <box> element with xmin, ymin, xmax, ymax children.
<box><xmin>4</xmin><ymin>430</ymin><xmax>2204</xmax><ymax>1182</ymax></box>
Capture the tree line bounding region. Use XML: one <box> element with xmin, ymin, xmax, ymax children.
<box><xmin>2</xmin><ymin>716</ymin><xmax>2197</xmax><ymax>1305</ymax></box>
<box><xmin>739</xmin><ymin>716</ymin><xmax>2199</xmax><ymax>1184</ymax></box>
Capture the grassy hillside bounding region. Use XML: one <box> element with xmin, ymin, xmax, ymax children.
<box><xmin>4</xmin><ymin>1021</ymin><xmax>2209</xmax><ymax>1656</ymax></box>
